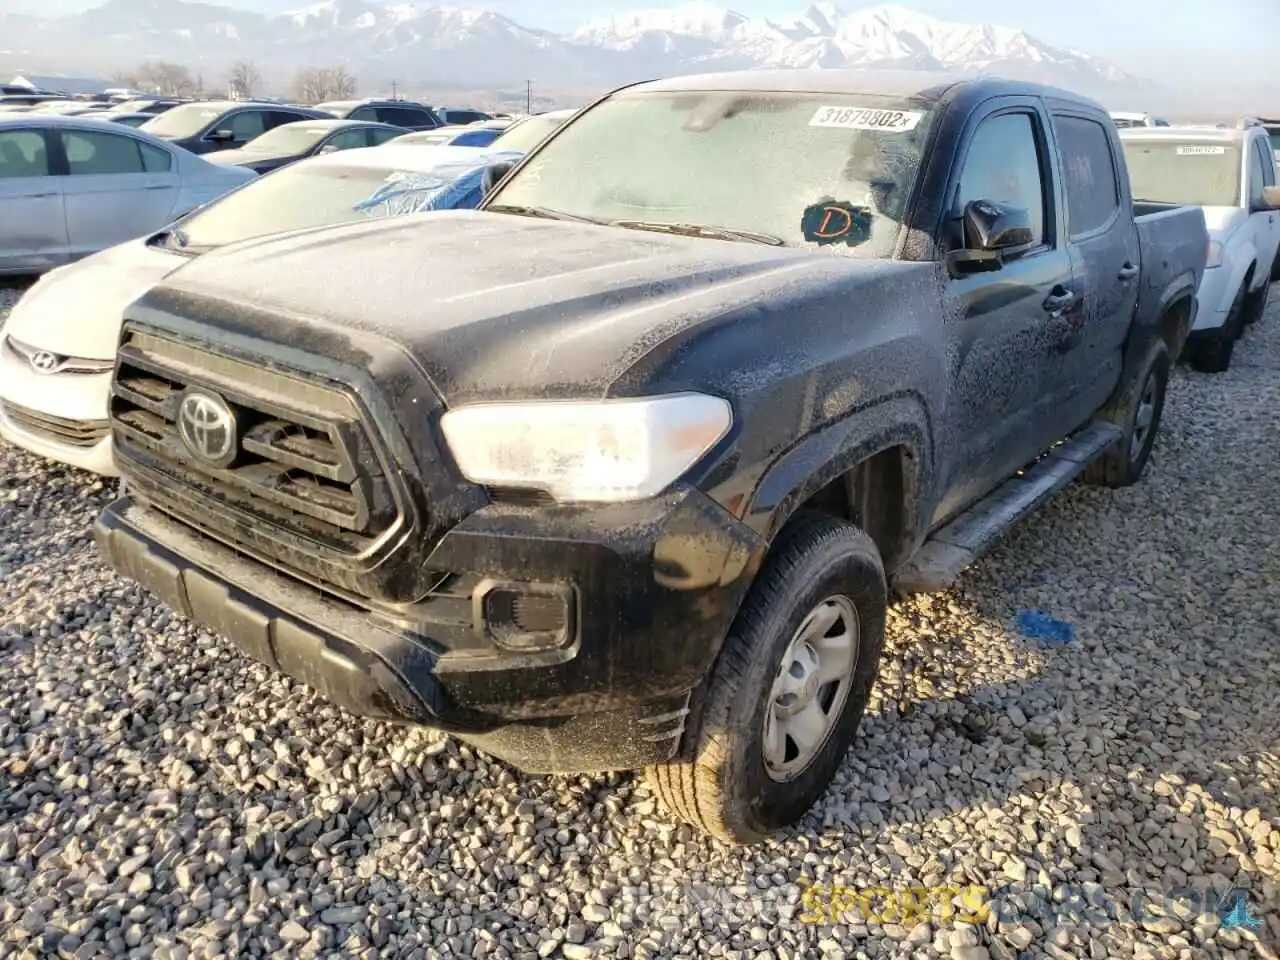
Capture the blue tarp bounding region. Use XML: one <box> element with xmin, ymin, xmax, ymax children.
<box><xmin>351</xmin><ymin>149</ymin><xmax>526</xmax><ymax>217</ymax></box>
<box><xmin>1016</xmin><ymin>610</ymin><xmax>1076</xmax><ymax>646</ymax></box>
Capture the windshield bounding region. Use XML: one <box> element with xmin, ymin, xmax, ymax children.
<box><xmin>486</xmin><ymin>91</ymin><xmax>935</xmax><ymax>257</ymax></box>
<box><xmin>1122</xmin><ymin>140</ymin><xmax>1241</xmax><ymax>207</ymax></box>
<box><xmin>241</xmin><ymin>124</ymin><xmax>331</xmax><ymax>153</ymax></box>
<box><xmin>141</xmin><ymin>103</ymin><xmax>223</xmax><ymax>139</ymax></box>
<box><xmin>398</xmin><ymin>130</ymin><xmax>457</xmax><ymax>146</ymax></box>
<box><xmin>109</xmin><ymin>99</ymin><xmax>159</xmax><ymax>113</ymax></box>
<box><xmin>491</xmin><ymin>114</ymin><xmax>569</xmax><ymax>152</ymax></box>
<box><xmin>1268</xmin><ymin>130</ymin><xmax>1280</xmax><ymax>157</ymax></box>
<box><xmin>171</xmin><ymin>160</ymin><xmax>490</xmax><ymax>250</ymax></box>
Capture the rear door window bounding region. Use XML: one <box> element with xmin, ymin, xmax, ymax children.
<box><xmin>1052</xmin><ymin>114</ymin><xmax>1120</xmax><ymax>236</ymax></box>
<box><xmin>60</xmin><ymin>130</ymin><xmax>146</xmax><ymax>175</ymax></box>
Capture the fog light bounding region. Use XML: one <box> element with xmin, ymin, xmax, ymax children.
<box><xmin>475</xmin><ymin>580</ymin><xmax>573</xmax><ymax>652</ymax></box>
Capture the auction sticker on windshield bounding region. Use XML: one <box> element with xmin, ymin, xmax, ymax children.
<box><xmin>1176</xmin><ymin>145</ymin><xmax>1227</xmax><ymax>155</ymax></box>
<box><xmin>809</xmin><ymin>107</ymin><xmax>924</xmax><ymax>131</ymax></box>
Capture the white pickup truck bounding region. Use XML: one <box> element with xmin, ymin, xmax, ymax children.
<box><xmin>1121</xmin><ymin>124</ymin><xmax>1280</xmax><ymax>372</ymax></box>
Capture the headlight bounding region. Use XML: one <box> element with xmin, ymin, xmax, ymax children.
<box><xmin>1205</xmin><ymin>240</ymin><xmax>1223</xmax><ymax>268</ymax></box>
<box><xmin>440</xmin><ymin>393</ymin><xmax>733</xmax><ymax>503</ymax></box>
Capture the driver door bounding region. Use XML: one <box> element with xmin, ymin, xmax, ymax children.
<box><xmin>932</xmin><ymin>101</ymin><xmax>1077</xmax><ymax>526</ymax></box>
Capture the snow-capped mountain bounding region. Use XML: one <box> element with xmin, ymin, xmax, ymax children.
<box><xmin>0</xmin><ymin>0</ymin><xmax>1147</xmax><ymax>97</ymax></box>
<box><xmin>572</xmin><ymin>3</ymin><xmax>1133</xmax><ymax>83</ymax></box>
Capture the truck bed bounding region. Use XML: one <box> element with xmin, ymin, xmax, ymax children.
<box><xmin>1133</xmin><ymin>202</ymin><xmax>1208</xmax><ymax>337</ymax></box>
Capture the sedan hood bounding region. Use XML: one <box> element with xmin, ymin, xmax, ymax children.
<box><xmin>4</xmin><ymin>240</ymin><xmax>186</xmax><ymax>360</ymax></box>
<box><xmin>138</xmin><ymin>209</ymin><xmax>920</xmax><ymax>403</ymax></box>
<box><xmin>1200</xmin><ymin>206</ymin><xmax>1246</xmax><ymax>240</ymax></box>
<box><xmin>204</xmin><ymin>147</ymin><xmax>288</xmax><ymax>166</ymax></box>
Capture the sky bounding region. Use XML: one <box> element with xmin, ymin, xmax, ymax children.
<box><xmin>3</xmin><ymin>0</ymin><xmax>1275</xmax><ymax>99</ymax></box>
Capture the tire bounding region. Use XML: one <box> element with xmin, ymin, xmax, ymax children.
<box><xmin>645</xmin><ymin>513</ymin><xmax>886</xmax><ymax>844</ymax></box>
<box><xmin>1186</xmin><ymin>282</ymin><xmax>1245</xmax><ymax>373</ymax></box>
<box><xmin>1082</xmin><ymin>338</ymin><xmax>1170</xmax><ymax>488</ymax></box>
<box><xmin>1270</xmin><ymin>250</ymin><xmax>1280</xmax><ymax>285</ymax></box>
<box><xmin>1241</xmin><ymin>274</ymin><xmax>1270</xmax><ymax>325</ymax></box>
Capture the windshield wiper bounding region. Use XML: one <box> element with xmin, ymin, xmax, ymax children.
<box><xmin>485</xmin><ymin>204</ymin><xmax>603</xmax><ymax>224</ymax></box>
<box><xmin>610</xmin><ymin>220</ymin><xmax>785</xmax><ymax>246</ymax></box>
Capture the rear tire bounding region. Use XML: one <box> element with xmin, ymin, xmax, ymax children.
<box><xmin>1083</xmin><ymin>338</ymin><xmax>1170</xmax><ymax>488</ymax></box>
<box><xmin>1186</xmin><ymin>282</ymin><xmax>1245</xmax><ymax>373</ymax></box>
<box><xmin>645</xmin><ymin>513</ymin><xmax>886</xmax><ymax>844</ymax></box>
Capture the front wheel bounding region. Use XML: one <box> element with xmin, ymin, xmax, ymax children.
<box><xmin>1083</xmin><ymin>338</ymin><xmax>1170</xmax><ymax>488</ymax></box>
<box><xmin>1186</xmin><ymin>282</ymin><xmax>1246</xmax><ymax>373</ymax></box>
<box><xmin>1241</xmin><ymin>275</ymin><xmax>1270</xmax><ymax>325</ymax></box>
<box><xmin>646</xmin><ymin>513</ymin><xmax>886</xmax><ymax>843</ymax></box>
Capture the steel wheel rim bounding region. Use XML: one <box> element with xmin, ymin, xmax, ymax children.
<box><xmin>763</xmin><ymin>595</ymin><xmax>859</xmax><ymax>782</ymax></box>
<box><xmin>1130</xmin><ymin>370</ymin><xmax>1158</xmax><ymax>462</ymax></box>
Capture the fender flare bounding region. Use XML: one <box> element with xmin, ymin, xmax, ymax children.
<box><xmin>1224</xmin><ymin>247</ymin><xmax>1259</xmax><ymax>301</ymax></box>
<box><xmin>743</xmin><ymin>393</ymin><xmax>934</xmax><ymax>559</ymax></box>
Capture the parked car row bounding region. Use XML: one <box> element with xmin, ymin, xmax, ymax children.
<box><xmin>3</xmin><ymin>68</ymin><xmax>1239</xmax><ymax>844</ymax></box>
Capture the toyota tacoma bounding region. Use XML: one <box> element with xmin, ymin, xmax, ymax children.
<box><xmin>95</xmin><ymin>71</ymin><xmax>1208</xmax><ymax>843</ymax></box>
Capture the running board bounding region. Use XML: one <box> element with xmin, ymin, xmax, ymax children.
<box><xmin>892</xmin><ymin>422</ymin><xmax>1124</xmax><ymax>594</ymax></box>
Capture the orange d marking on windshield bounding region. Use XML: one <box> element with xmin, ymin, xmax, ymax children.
<box><xmin>815</xmin><ymin>205</ymin><xmax>854</xmax><ymax>239</ymax></box>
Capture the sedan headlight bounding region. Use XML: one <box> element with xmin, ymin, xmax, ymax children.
<box><xmin>1205</xmin><ymin>240</ymin><xmax>1223</xmax><ymax>268</ymax></box>
<box><xmin>440</xmin><ymin>393</ymin><xmax>733</xmax><ymax>502</ymax></box>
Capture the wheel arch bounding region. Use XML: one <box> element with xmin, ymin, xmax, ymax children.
<box><xmin>743</xmin><ymin>394</ymin><xmax>933</xmax><ymax>573</ymax></box>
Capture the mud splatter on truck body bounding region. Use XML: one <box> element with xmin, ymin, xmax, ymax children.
<box><xmin>95</xmin><ymin>68</ymin><xmax>1209</xmax><ymax>842</ymax></box>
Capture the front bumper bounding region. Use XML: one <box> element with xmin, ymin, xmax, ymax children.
<box><xmin>95</xmin><ymin>488</ymin><xmax>765</xmax><ymax>773</ymax></box>
<box><xmin>0</xmin><ymin>340</ymin><xmax>116</xmax><ymax>475</ymax></box>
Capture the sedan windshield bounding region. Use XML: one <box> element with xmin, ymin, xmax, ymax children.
<box><xmin>141</xmin><ymin>103</ymin><xmax>224</xmax><ymax>139</ymax></box>
<box><xmin>241</xmin><ymin>123</ymin><xmax>332</xmax><ymax>154</ymax></box>
<box><xmin>490</xmin><ymin>114</ymin><xmax>569</xmax><ymax>152</ymax></box>
<box><xmin>170</xmin><ymin>160</ymin><xmax>491</xmax><ymax>251</ymax></box>
<box><xmin>1122</xmin><ymin>140</ymin><xmax>1242</xmax><ymax>207</ymax></box>
<box><xmin>486</xmin><ymin>90</ymin><xmax>936</xmax><ymax>257</ymax></box>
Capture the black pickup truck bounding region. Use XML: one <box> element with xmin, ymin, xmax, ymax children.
<box><xmin>95</xmin><ymin>70</ymin><xmax>1207</xmax><ymax>843</ymax></box>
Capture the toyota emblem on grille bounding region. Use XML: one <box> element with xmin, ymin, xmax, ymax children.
<box><xmin>30</xmin><ymin>351</ymin><xmax>61</xmax><ymax>374</ymax></box>
<box><xmin>177</xmin><ymin>389</ymin><xmax>238</xmax><ymax>466</ymax></box>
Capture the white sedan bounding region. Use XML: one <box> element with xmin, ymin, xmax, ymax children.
<box><xmin>0</xmin><ymin>142</ymin><xmax>521</xmax><ymax>475</ymax></box>
<box><xmin>0</xmin><ymin>114</ymin><xmax>256</xmax><ymax>276</ymax></box>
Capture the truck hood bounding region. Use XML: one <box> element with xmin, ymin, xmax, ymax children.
<box><xmin>3</xmin><ymin>239</ymin><xmax>187</xmax><ymax>360</ymax></box>
<box><xmin>143</xmin><ymin>209</ymin><xmax>920</xmax><ymax>403</ymax></box>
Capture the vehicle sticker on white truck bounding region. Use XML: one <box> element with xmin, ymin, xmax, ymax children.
<box><xmin>809</xmin><ymin>107</ymin><xmax>924</xmax><ymax>132</ymax></box>
<box><xmin>1176</xmin><ymin>145</ymin><xmax>1227</xmax><ymax>156</ymax></box>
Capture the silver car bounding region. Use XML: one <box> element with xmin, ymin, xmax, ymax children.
<box><xmin>0</xmin><ymin>114</ymin><xmax>256</xmax><ymax>275</ymax></box>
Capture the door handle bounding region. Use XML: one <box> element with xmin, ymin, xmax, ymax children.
<box><xmin>1117</xmin><ymin>262</ymin><xmax>1139</xmax><ymax>281</ymax></box>
<box><xmin>25</xmin><ymin>192</ymin><xmax>57</xmax><ymax>198</ymax></box>
<box><xmin>143</xmin><ymin>184</ymin><xmax>171</xmax><ymax>191</ymax></box>
<box><xmin>1042</xmin><ymin>288</ymin><xmax>1077</xmax><ymax>316</ymax></box>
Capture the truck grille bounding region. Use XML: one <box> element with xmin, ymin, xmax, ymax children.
<box><xmin>1</xmin><ymin>400</ymin><xmax>110</xmax><ymax>448</ymax></box>
<box><xmin>109</xmin><ymin>329</ymin><xmax>398</xmax><ymax>564</ymax></box>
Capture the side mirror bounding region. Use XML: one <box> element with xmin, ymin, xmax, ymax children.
<box><xmin>1257</xmin><ymin>185</ymin><xmax>1280</xmax><ymax>211</ymax></box>
<box><xmin>480</xmin><ymin>160</ymin><xmax>516</xmax><ymax>198</ymax></box>
<box><xmin>317</xmin><ymin>144</ymin><xmax>339</xmax><ymax>155</ymax></box>
<box><xmin>965</xmin><ymin>199</ymin><xmax>1035</xmax><ymax>251</ymax></box>
<box><xmin>209</xmin><ymin>128</ymin><xmax>234</xmax><ymax>142</ymax></box>
<box><xmin>947</xmin><ymin>199</ymin><xmax>1035</xmax><ymax>276</ymax></box>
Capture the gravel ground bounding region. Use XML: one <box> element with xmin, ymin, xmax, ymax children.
<box><xmin>0</xmin><ymin>277</ymin><xmax>1278</xmax><ymax>960</ymax></box>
